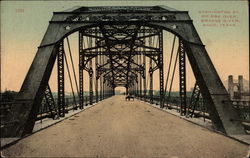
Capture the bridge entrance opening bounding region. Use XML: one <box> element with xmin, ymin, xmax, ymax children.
<box><xmin>115</xmin><ymin>87</ymin><xmax>126</xmax><ymax>95</ymax></box>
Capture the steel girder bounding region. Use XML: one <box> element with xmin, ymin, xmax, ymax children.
<box><xmin>2</xmin><ymin>6</ymin><xmax>245</xmax><ymax>137</ymax></box>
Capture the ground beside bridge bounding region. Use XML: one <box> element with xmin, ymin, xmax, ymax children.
<box><xmin>2</xmin><ymin>96</ymin><xmax>249</xmax><ymax>158</ymax></box>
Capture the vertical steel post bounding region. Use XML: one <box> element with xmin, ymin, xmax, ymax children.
<box><xmin>89</xmin><ymin>36</ymin><xmax>93</xmax><ymax>105</ymax></box>
<box><xmin>99</xmin><ymin>53</ymin><xmax>103</xmax><ymax>100</ymax></box>
<box><xmin>143</xmin><ymin>28</ymin><xmax>147</xmax><ymax>101</ymax></box>
<box><xmin>95</xmin><ymin>29</ymin><xmax>99</xmax><ymax>102</ymax></box>
<box><xmin>179</xmin><ymin>40</ymin><xmax>187</xmax><ymax>115</ymax></box>
<box><xmin>89</xmin><ymin>67</ymin><xmax>93</xmax><ymax>105</ymax></box>
<box><xmin>159</xmin><ymin>31</ymin><xmax>164</xmax><ymax>108</ymax></box>
<box><xmin>135</xmin><ymin>55</ymin><xmax>138</xmax><ymax>97</ymax></box>
<box><xmin>103</xmin><ymin>55</ymin><xmax>105</xmax><ymax>99</ymax></box>
<box><xmin>104</xmin><ymin>80</ymin><xmax>106</xmax><ymax>99</ymax></box>
<box><xmin>79</xmin><ymin>31</ymin><xmax>84</xmax><ymax>109</ymax></box>
<box><xmin>139</xmin><ymin>53</ymin><xmax>142</xmax><ymax>99</ymax></box>
<box><xmin>149</xmin><ymin>58</ymin><xmax>153</xmax><ymax>104</ymax></box>
<box><xmin>143</xmin><ymin>54</ymin><xmax>146</xmax><ymax>101</ymax></box>
<box><xmin>149</xmin><ymin>36</ymin><xmax>154</xmax><ymax>104</ymax></box>
<box><xmin>95</xmin><ymin>55</ymin><xmax>99</xmax><ymax>103</ymax></box>
<box><xmin>57</xmin><ymin>41</ymin><xmax>65</xmax><ymax>117</ymax></box>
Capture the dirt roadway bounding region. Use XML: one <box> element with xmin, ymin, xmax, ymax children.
<box><xmin>2</xmin><ymin>96</ymin><xmax>249</xmax><ymax>158</ymax></box>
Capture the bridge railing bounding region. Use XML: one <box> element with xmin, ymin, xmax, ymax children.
<box><xmin>0</xmin><ymin>102</ymin><xmax>15</xmax><ymax>128</ymax></box>
<box><xmin>0</xmin><ymin>93</ymin><xmax>113</xmax><ymax>126</ymax></box>
<box><xmin>37</xmin><ymin>95</ymin><xmax>102</xmax><ymax>120</ymax></box>
<box><xmin>135</xmin><ymin>94</ymin><xmax>249</xmax><ymax>122</ymax></box>
<box><xmin>230</xmin><ymin>100</ymin><xmax>250</xmax><ymax>121</ymax></box>
<box><xmin>1</xmin><ymin>95</ymin><xmax>248</xmax><ymax>129</ymax></box>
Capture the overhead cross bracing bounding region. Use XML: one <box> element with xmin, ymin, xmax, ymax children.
<box><xmin>1</xmin><ymin>5</ymin><xmax>246</xmax><ymax>138</ymax></box>
<box><xmin>80</xmin><ymin>25</ymin><xmax>162</xmax><ymax>89</ymax></box>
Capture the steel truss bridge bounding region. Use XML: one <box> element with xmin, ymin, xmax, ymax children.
<box><xmin>1</xmin><ymin>6</ymin><xmax>247</xmax><ymax>137</ymax></box>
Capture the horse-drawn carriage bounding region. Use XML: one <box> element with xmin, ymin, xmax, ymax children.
<box><xmin>125</xmin><ymin>94</ymin><xmax>135</xmax><ymax>101</ymax></box>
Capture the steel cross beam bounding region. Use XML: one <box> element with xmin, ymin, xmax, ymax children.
<box><xmin>80</xmin><ymin>25</ymin><xmax>160</xmax><ymax>89</ymax></box>
<box><xmin>92</xmin><ymin>24</ymin><xmax>147</xmax><ymax>88</ymax></box>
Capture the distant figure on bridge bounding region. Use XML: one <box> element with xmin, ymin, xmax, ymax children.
<box><xmin>125</xmin><ymin>93</ymin><xmax>134</xmax><ymax>101</ymax></box>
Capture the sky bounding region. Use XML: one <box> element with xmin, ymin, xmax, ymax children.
<box><xmin>0</xmin><ymin>0</ymin><xmax>249</xmax><ymax>93</ymax></box>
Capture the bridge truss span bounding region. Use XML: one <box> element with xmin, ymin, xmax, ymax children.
<box><xmin>1</xmin><ymin>6</ymin><xmax>245</xmax><ymax>137</ymax></box>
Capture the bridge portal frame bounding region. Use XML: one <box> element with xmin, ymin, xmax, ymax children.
<box><xmin>3</xmin><ymin>6</ymin><xmax>245</xmax><ymax>137</ymax></box>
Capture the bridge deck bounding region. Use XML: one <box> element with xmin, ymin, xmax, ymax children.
<box><xmin>2</xmin><ymin>96</ymin><xmax>248</xmax><ymax>158</ymax></box>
